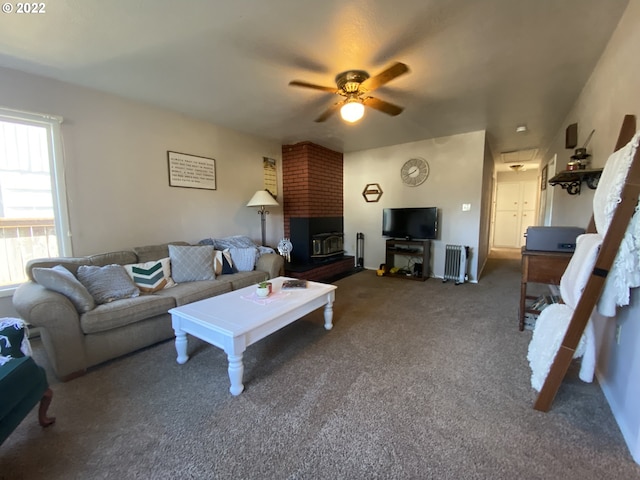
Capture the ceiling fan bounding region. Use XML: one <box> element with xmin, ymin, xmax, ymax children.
<box><xmin>288</xmin><ymin>62</ymin><xmax>409</xmax><ymax>123</ymax></box>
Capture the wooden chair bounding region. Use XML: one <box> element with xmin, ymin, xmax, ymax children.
<box><xmin>534</xmin><ymin>114</ymin><xmax>640</xmax><ymax>411</ymax></box>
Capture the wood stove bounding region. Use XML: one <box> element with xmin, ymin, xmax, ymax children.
<box><xmin>312</xmin><ymin>232</ymin><xmax>344</xmax><ymax>259</ymax></box>
<box><xmin>289</xmin><ymin>217</ymin><xmax>344</xmax><ymax>264</ymax></box>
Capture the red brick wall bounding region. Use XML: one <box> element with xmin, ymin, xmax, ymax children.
<box><xmin>282</xmin><ymin>141</ymin><xmax>344</xmax><ymax>237</ymax></box>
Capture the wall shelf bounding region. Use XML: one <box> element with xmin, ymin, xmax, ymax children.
<box><xmin>548</xmin><ymin>168</ymin><xmax>603</xmax><ymax>195</ymax></box>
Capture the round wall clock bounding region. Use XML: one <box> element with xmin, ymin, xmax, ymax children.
<box><xmin>401</xmin><ymin>157</ymin><xmax>429</xmax><ymax>186</ymax></box>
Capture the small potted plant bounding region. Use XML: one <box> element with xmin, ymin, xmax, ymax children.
<box><xmin>256</xmin><ymin>281</ymin><xmax>272</xmax><ymax>297</ymax></box>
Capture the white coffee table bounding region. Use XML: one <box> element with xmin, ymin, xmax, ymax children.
<box><xmin>169</xmin><ymin>276</ymin><xmax>336</xmax><ymax>395</ymax></box>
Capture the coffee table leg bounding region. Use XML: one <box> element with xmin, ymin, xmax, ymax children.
<box><xmin>227</xmin><ymin>353</ymin><xmax>245</xmax><ymax>395</ymax></box>
<box><xmin>174</xmin><ymin>329</ymin><xmax>189</xmax><ymax>364</ymax></box>
<box><xmin>324</xmin><ymin>299</ymin><xmax>334</xmax><ymax>330</ymax></box>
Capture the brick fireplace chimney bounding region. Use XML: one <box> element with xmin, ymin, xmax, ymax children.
<box><xmin>282</xmin><ymin>142</ymin><xmax>344</xmax><ymax>264</ymax></box>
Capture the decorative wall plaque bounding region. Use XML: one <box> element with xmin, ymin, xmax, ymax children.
<box><xmin>362</xmin><ymin>183</ymin><xmax>383</xmax><ymax>202</ymax></box>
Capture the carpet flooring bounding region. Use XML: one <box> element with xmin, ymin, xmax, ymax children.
<box><xmin>1</xmin><ymin>255</ymin><xmax>639</xmax><ymax>479</ymax></box>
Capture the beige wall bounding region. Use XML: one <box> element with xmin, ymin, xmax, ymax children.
<box><xmin>0</xmin><ymin>66</ymin><xmax>284</xmax><ymax>315</ymax></box>
<box><xmin>343</xmin><ymin>131</ymin><xmax>486</xmax><ymax>281</ymax></box>
<box><xmin>0</xmin><ymin>66</ymin><xmax>284</xmax><ymax>253</ymax></box>
<box><xmin>543</xmin><ymin>0</ymin><xmax>640</xmax><ymax>463</ymax></box>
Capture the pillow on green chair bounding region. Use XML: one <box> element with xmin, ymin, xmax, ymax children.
<box><xmin>0</xmin><ymin>318</ymin><xmax>30</xmax><ymax>358</ymax></box>
<box><xmin>32</xmin><ymin>265</ymin><xmax>95</xmax><ymax>313</ymax></box>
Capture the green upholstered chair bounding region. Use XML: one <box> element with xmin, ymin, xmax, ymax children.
<box><xmin>0</xmin><ymin>318</ymin><xmax>54</xmax><ymax>445</ymax></box>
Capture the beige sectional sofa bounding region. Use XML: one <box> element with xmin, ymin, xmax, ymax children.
<box><xmin>12</xmin><ymin>240</ymin><xmax>284</xmax><ymax>381</ymax></box>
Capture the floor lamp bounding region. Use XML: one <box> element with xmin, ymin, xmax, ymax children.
<box><xmin>246</xmin><ymin>190</ymin><xmax>279</xmax><ymax>246</ymax></box>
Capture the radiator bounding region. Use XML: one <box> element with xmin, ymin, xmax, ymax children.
<box><xmin>443</xmin><ymin>245</ymin><xmax>468</xmax><ymax>284</ymax></box>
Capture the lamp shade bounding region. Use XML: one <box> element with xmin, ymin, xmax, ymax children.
<box><xmin>247</xmin><ymin>190</ymin><xmax>279</xmax><ymax>207</ymax></box>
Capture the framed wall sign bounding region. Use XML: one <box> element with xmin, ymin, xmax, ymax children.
<box><xmin>167</xmin><ymin>151</ymin><xmax>216</xmax><ymax>190</ymax></box>
<box><xmin>263</xmin><ymin>156</ymin><xmax>278</xmax><ymax>198</ymax></box>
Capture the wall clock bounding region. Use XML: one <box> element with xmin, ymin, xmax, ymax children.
<box><xmin>401</xmin><ymin>157</ymin><xmax>429</xmax><ymax>186</ymax></box>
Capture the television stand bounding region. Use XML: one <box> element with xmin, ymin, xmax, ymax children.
<box><xmin>383</xmin><ymin>239</ymin><xmax>430</xmax><ymax>281</ymax></box>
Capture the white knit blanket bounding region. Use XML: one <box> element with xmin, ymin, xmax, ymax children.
<box><xmin>593</xmin><ymin>131</ymin><xmax>640</xmax><ymax>317</ymax></box>
<box><xmin>527</xmin><ymin>304</ymin><xmax>591</xmax><ymax>391</ymax></box>
<box><xmin>528</xmin><ymin>234</ymin><xmax>602</xmax><ymax>390</ymax></box>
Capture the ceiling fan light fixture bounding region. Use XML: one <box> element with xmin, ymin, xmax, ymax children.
<box><xmin>340</xmin><ymin>97</ymin><xmax>365</xmax><ymax>123</ymax></box>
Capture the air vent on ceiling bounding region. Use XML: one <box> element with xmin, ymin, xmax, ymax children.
<box><xmin>500</xmin><ymin>148</ymin><xmax>539</xmax><ymax>164</ymax></box>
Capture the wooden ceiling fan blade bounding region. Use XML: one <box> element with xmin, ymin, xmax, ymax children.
<box><xmin>314</xmin><ymin>102</ymin><xmax>343</xmax><ymax>122</ymax></box>
<box><xmin>363</xmin><ymin>97</ymin><xmax>404</xmax><ymax>116</ymax></box>
<box><xmin>288</xmin><ymin>80</ymin><xmax>337</xmax><ymax>93</ymax></box>
<box><xmin>360</xmin><ymin>62</ymin><xmax>409</xmax><ymax>92</ymax></box>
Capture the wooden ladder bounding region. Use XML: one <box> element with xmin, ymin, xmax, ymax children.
<box><xmin>534</xmin><ymin>114</ymin><xmax>640</xmax><ymax>412</ymax></box>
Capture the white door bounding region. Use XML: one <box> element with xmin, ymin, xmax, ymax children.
<box><xmin>493</xmin><ymin>180</ymin><xmax>538</xmax><ymax>248</ymax></box>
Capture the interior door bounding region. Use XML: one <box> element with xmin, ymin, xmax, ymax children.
<box><xmin>493</xmin><ymin>180</ymin><xmax>538</xmax><ymax>248</ymax></box>
<box><xmin>493</xmin><ymin>182</ymin><xmax>521</xmax><ymax>247</ymax></box>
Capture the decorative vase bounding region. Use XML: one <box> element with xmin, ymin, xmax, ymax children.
<box><xmin>256</xmin><ymin>282</ymin><xmax>272</xmax><ymax>297</ymax></box>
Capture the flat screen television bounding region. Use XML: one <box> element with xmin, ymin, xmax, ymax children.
<box><xmin>382</xmin><ymin>207</ymin><xmax>438</xmax><ymax>240</ymax></box>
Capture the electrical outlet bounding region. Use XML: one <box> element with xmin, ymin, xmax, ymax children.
<box><xmin>615</xmin><ymin>324</ymin><xmax>622</xmax><ymax>344</ymax></box>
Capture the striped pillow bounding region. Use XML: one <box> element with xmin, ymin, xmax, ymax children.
<box><xmin>124</xmin><ymin>257</ymin><xmax>175</xmax><ymax>293</ymax></box>
<box><xmin>214</xmin><ymin>249</ymin><xmax>236</xmax><ymax>275</ymax></box>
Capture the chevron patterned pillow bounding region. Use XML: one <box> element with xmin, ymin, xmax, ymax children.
<box><xmin>124</xmin><ymin>257</ymin><xmax>176</xmax><ymax>293</ymax></box>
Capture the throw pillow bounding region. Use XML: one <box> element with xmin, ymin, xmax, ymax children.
<box><xmin>0</xmin><ymin>317</ymin><xmax>30</xmax><ymax>358</ymax></box>
<box><xmin>77</xmin><ymin>264</ymin><xmax>140</xmax><ymax>304</ymax></box>
<box><xmin>32</xmin><ymin>264</ymin><xmax>96</xmax><ymax>313</ymax></box>
<box><xmin>229</xmin><ymin>247</ymin><xmax>258</xmax><ymax>272</ymax></box>
<box><xmin>124</xmin><ymin>257</ymin><xmax>176</xmax><ymax>293</ymax></box>
<box><xmin>168</xmin><ymin>245</ymin><xmax>216</xmax><ymax>282</ymax></box>
<box><xmin>213</xmin><ymin>249</ymin><xmax>237</xmax><ymax>275</ymax></box>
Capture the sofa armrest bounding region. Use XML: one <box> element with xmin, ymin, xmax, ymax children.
<box><xmin>255</xmin><ymin>253</ymin><xmax>284</xmax><ymax>279</ymax></box>
<box><xmin>12</xmin><ymin>282</ymin><xmax>88</xmax><ymax>379</ymax></box>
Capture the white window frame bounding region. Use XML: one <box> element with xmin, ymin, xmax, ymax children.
<box><xmin>0</xmin><ymin>106</ymin><xmax>71</xmax><ymax>297</ymax></box>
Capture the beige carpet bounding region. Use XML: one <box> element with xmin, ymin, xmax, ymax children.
<box><xmin>2</xmin><ymin>256</ymin><xmax>639</xmax><ymax>479</ymax></box>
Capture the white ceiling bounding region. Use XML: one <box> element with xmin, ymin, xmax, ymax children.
<box><xmin>0</xmin><ymin>0</ymin><xmax>629</xmax><ymax>168</ymax></box>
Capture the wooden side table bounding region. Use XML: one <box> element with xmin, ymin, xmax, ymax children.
<box><xmin>519</xmin><ymin>248</ymin><xmax>573</xmax><ymax>331</ymax></box>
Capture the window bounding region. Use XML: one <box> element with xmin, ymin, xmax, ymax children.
<box><xmin>0</xmin><ymin>107</ymin><xmax>70</xmax><ymax>292</ymax></box>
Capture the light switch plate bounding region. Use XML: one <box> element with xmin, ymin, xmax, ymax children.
<box><xmin>462</xmin><ymin>203</ymin><xmax>471</xmax><ymax>211</ymax></box>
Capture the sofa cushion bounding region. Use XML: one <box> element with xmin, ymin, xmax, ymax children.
<box><xmin>154</xmin><ymin>280</ymin><xmax>231</xmax><ymax>306</ymax></box>
<box><xmin>225</xmin><ymin>271</ymin><xmax>269</xmax><ymax>290</ymax></box>
<box><xmin>88</xmin><ymin>251</ymin><xmax>138</xmax><ymax>267</ymax></box>
<box><xmin>32</xmin><ymin>265</ymin><xmax>96</xmax><ymax>313</ymax></box>
<box><xmin>124</xmin><ymin>257</ymin><xmax>175</xmax><ymax>293</ymax></box>
<box><xmin>168</xmin><ymin>245</ymin><xmax>216</xmax><ymax>282</ymax></box>
<box><xmin>77</xmin><ymin>265</ymin><xmax>140</xmax><ymax>305</ymax></box>
<box><xmin>134</xmin><ymin>241</ymin><xmax>190</xmax><ymax>263</ymax></box>
<box><xmin>80</xmin><ymin>295</ymin><xmax>176</xmax><ymax>334</ymax></box>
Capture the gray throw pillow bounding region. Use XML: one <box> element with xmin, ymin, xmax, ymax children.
<box><xmin>77</xmin><ymin>264</ymin><xmax>140</xmax><ymax>305</ymax></box>
<box><xmin>229</xmin><ymin>247</ymin><xmax>258</xmax><ymax>271</ymax></box>
<box><xmin>168</xmin><ymin>245</ymin><xmax>216</xmax><ymax>282</ymax></box>
<box><xmin>32</xmin><ymin>265</ymin><xmax>96</xmax><ymax>313</ymax></box>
